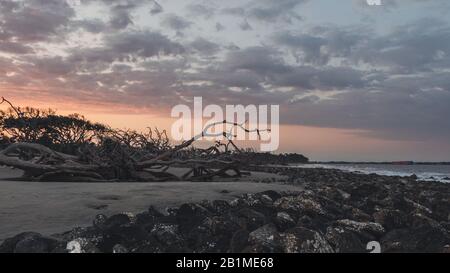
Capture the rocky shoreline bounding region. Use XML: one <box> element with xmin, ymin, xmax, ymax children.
<box><xmin>1</xmin><ymin>167</ymin><xmax>449</xmax><ymax>253</ymax></box>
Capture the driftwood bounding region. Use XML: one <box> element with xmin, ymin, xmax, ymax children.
<box><xmin>0</xmin><ymin>126</ymin><xmax>269</xmax><ymax>182</ymax></box>
<box><xmin>0</xmin><ymin>98</ymin><xmax>272</xmax><ymax>182</ymax></box>
<box><xmin>0</xmin><ymin>141</ymin><xmax>248</xmax><ymax>182</ymax></box>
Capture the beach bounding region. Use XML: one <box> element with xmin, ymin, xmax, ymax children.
<box><xmin>0</xmin><ymin>166</ymin><xmax>298</xmax><ymax>241</ymax></box>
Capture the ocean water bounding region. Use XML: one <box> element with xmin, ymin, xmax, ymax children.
<box><xmin>296</xmin><ymin>164</ymin><xmax>450</xmax><ymax>183</ymax></box>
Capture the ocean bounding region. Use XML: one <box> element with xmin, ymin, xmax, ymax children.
<box><xmin>296</xmin><ymin>163</ymin><xmax>450</xmax><ymax>183</ymax></box>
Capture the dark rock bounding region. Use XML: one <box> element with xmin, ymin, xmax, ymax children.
<box><xmin>334</xmin><ymin>219</ymin><xmax>385</xmax><ymax>238</ymax></box>
<box><xmin>235</xmin><ymin>208</ymin><xmax>267</xmax><ymax>231</ymax></box>
<box><xmin>148</xmin><ymin>206</ymin><xmax>165</xmax><ymax>217</ymax></box>
<box><xmin>112</xmin><ymin>244</ymin><xmax>128</xmax><ymax>253</ymax></box>
<box><xmin>247</xmin><ymin>224</ymin><xmax>282</xmax><ymax>253</ymax></box>
<box><xmin>203</xmin><ymin>216</ymin><xmax>240</xmax><ymax>236</ymax></box>
<box><xmin>280</xmin><ymin>227</ymin><xmax>334</xmax><ymax>253</ymax></box>
<box><xmin>93</xmin><ymin>214</ymin><xmax>108</xmax><ymax>229</ymax></box>
<box><xmin>135</xmin><ymin>212</ymin><xmax>157</xmax><ymax>231</ymax></box>
<box><xmin>185</xmin><ymin>225</ymin><xmax>217</xmax><ymax>253</ymax></box>
<box><xmin>274</xmin><ymin>194</ymin><xmax>325</xmax><ymax>217</ymax></box>
<box><xmin>0</xmin><ymin>232</ymin><xmax>60</xmax><ymax>253</ymax></box>
<box><xmin>274</xmin><ymin>212</ymin><xmax>296</xmax><ymax>231</ymax></box>
<box><xmin>230</xmin><ymin>229</ymin><xmax>249</xmax><ymax>253</ymax></box>
<box><xmin>260</xmin><ymin>194</ymin><xmax>273</xmax><ymax>207</ymax></box>
<box><xmin>177</xmin><ymin>203</ymin><xmax>211</xmax><ymax>233</ymax></box>
<box><xmin>150</xmin><ymin>223</ymin><xmax>186</xmax><ymax>251</ymax></box>
<box><xmin>373</xmin><ymin>209</ymin><xmax>407</xmax><ymax>230</ymax></box>
<box><xmin>381</xmin><ymin>226</ymin><xmax>449</xmax><ymax>253</ymax></box>
<box><xmin>66</xmin><ymin>238</ymin><xmax>101</xmax><ymax>253</ymax></box>
<box><xmin>211</xmin><ymin>200</ymin><xmax>232</xmax><ymax>214</ymax></box>
<box><xmin>102</xmin><ymin>213</ymin><xmax>132</xmax><ymax>230</ymax></box>
<box><xmin>260</xmin><ymin>190</ymin><xmax>282</xmax><ymax>201</ymax></box>
<box><xmin>99</xmin><ymin>224</ymin><xmax>148</xmax><ymax>252</ymax></box>
<box><xmin>325</xmin><ymin>226</ymin><xmax>366</xmax><ymax>253</ymax></box>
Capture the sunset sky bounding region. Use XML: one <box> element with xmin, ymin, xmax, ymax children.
<box><xmin>1</xmin><ymin>0</ymin><xmax>450</xmax><ymax>161</ymax></box>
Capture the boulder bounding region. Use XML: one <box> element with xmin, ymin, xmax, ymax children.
<box><xmin>381</xmin><ymin>226</ymin><xmax>449</xmax><ymax>253</ymax></box>
<box><xmin>334</xmin><ymin>219</ymin><xmax>385</xmax><ymax>238</ymax></box>
<box><xmin>0</xmin><ymin>232</ymin><xmax>60</xmax><ymax>253</ymax></box>
<box><xmin>274</xmin><ymin>212</ymin><xmax>296</xmax><ymax>231</ymax></box>
<box><xmin>325</xmin><ymin>226</ymin><xmax>366</xmax><ymax>253</ymax></box>
<box><xmin>280</xmin><ymin>227</ymin><xmax>334</xmax><ymax>253</ymax></box>
<box><xmin>230</xmin><ymin>229</ymin><xmax>249</xmax><ymax>253</ymax></box>
<box><xmin>373</xmin><ymin>209</ymin><xmax>407</xmax><ymax>230</ymax></box>
<box><xmin>247</xmin><ymin>224</ymin><xmax>282</xmax><ymax>253</ymax></box>
<box><xmin>235</xmin><ymin>208</ymin><xmax>267</xmax><ymax>231</ymax></box>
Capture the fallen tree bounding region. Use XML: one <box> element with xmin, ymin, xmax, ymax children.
<box><xmin>0</xmin><ymin>98</ymin><xmax>310</xmax><ymax>182</ymax></box>
<box><xmin>0</xmin><ymin>98</ymin><xmax>272</xmax><ymax>182</ymax></box>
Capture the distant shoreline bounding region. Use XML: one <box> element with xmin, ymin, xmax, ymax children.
<box><xmin>308</xmin><ymin>161</ymin><xmax>450</xmax><ymax>165</ymax></box>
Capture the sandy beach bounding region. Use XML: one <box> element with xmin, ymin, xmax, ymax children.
<box><xmin>0</xmin><ymin>166</ymin><xmax>299</xmax><ymax>242</ymax></box>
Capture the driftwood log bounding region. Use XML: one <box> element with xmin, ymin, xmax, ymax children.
<box><xmin>0</xmin><ymin>97</ymin><xmax>272</xmax><ymax>182</ymax></box>
<box><xmin>0</xmin><ymin>141</ymin><xmax>247</xmax><ymax>182</ymax></box>
<box><xmin>0</xmin><ymin>125</ymin><xmax>269</xmax><ymax>182</ymax></box>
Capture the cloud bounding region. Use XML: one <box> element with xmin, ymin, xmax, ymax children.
<box><xmin>161</xmin><ymin>14</ymin><xmax>192</xmax><ymax>31</ymax></box>
<box><xmin>1</xmin><ymin>0</ymin><xmax>450</xmax><ymax>145</ymax></box>
<box><xmin>150</xmin><ymin>0</ymin><xmax>163</xmax><ymax>15</ymax></box>
<box><xmin>239</xmin><ymin>19</ymin><xmax>253</xmax><ymax>31</ymax></box>
<box><xmin>109</xmin><ymin>6</ymin><xmax>134</xmax><ymax>30</ymax></box>
<box><xmin>0</xmin><ymin>0</ymin><xmax>75</xmax><ymax>42</ymax></box>
<box><xmin>0</xmin><ymin>41</ymin><xmax>34</xmax><ymax>54</ymax></box>
<box><xmin>223</xmin><ymin>0</ymin><xmax>306</xmax><ymax>23</ymax></box>
<box><xmin>187</xmin><ymin>4</ymin><xmax>215</xmax><ymax>19</ymax></box>
<box><xmin>189</xmin><ymin>38</ymin><xmax>220</xmax><ymax>56</ymax></box>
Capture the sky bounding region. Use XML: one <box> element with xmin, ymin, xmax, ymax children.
<box><xmin>1</xmin><ymin>0</ymin><xmax>450</xmax><ymax>161</ymax></box>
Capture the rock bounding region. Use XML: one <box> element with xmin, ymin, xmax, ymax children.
<box><xmin>350</xmin><ymin>208</ymin><xmax>373</xmax><ymax>222</ymax></box>
<box><xmin>150</xmin><ymin>223</ymin><xmax>186</xmax><ymax>251</ymax></box>
<box><xmin>260</xmin><ymin>190</ymin><xmax>282</xmax><ymax>201</ymax></box>
<box><xmin>334</xmin><ymin>219</ymin><xmax>385</xmax><ymax>238</ymax></box>
<box><xmin>280</xmin><ymin>227</ymin><xmax>334</xmax><ymax>253</ymax></box>
<box><xmin>185</xmin><ymin>224</ymin><xmax>220</xmax><ymax>253</ymax></box>
<box><xmin>0</xmin><ymin>232</ymin><xmax>40</xmax><ymax>253</ymax></box>
<box><xmin>102</xmin><ymin>213</ymin><xmax>132</xmax><ymax>230</ymax></box>
<box><xmin>112</xmin><ymin>244</ymin><xmax>129</xmax><ymax>253</ymax></box>
<box><xmin>240</xmin><ymin>193</ymin><xmax>262</xmax><ymax>207</ymax></box>
<box><xmin>148</xmin><ymin>206</ymin><xmax>165</xmax><ymax>217</ymax></box>
<box><xmin>93</xmin><ymin>214</ymin><xmax>108</xmax><ymax>229</ymax></box>
<box><xmin>325</xmin><ymin>226</ymin><xmax>366</xmax><ymax>253</ymax></box>
<box><xmin>373</xmin><ymin>209</ymin><xmax>407</xmax><ymax>230</ymax></box>
<box><xmin>202</xmin><ymin>216</ymin><xmax>240</xmax><ymax>237</ymax></box>
<box><xmin>102</xmin><ymin>224</ymin><xmax>148</xmax><ymax>251</ymax></box>
<box><xmin>210</xmin><ymin>200</ymin><xmax>231</xmax><ymax>214</ymax></box>
<box><xmin>176</xmin><ymin>203</ymin><xmax>211</xmax><ymax>233</ymax></box>
<box><xmin>230</xmin><ymin>229</ymin><xmax>249</xmax><ymax>253</ymax></box>
<box><xmin>66</xmin><ymin>238</ymin><xmax>101</xmax><ymax>253</ymax></box>
<box><xmin>247</xmin><ymin>224</ymin><xmax>282</xmax><ymax>253</ymax></box>
<box><xmin>260</xmin><ymin>194</ymin><xmax>273</xmax><ymax>207</ymax></box>
<box><xmin>431</xmin><ymin>200</ymin><xmax>450</xmax><ymax>222</ymax></box>
<box><xmin>274</xmin><ymin>212</ymin><xmax>296</xmax><ymax>231</ymax></box>
<box><xmin>0</xmin><ymin>232</ymin><xmax>60</xmax><ymax>253</ymax></box>
<box><xmin>381</xmin><ymin>226</ymin><xmax>449</xmax><ymax>253</ymax></box>
<box><xmin>274</xmin><ymin>195</ymin><xmax>325</xmax><ymax>217</ymax></box>
<box><xmin>235</xmin><ymin>208</ymin><xmax>267</xmax><ymax>231</ymax></box>
<box><xmin>135</xmin><ymin>212</ymin><xmax>157</xmax><ymax>231</ymax></box>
